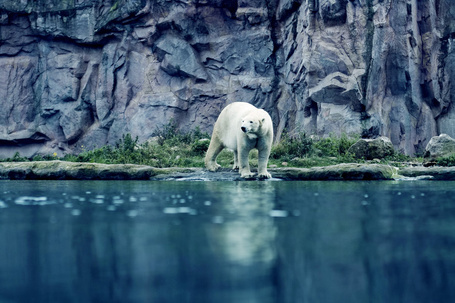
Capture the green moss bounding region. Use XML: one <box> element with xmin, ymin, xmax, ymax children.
<box><xmin>110</xmin><ymin>1</ymin><xmax>119</xmax><ymax>12</ymax></box>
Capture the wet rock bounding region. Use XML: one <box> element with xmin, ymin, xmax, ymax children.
<box><xmin>0</xmin><ymin>161</ymin><xmax>396</xmax><ymax>181</ymax></box>
<box><xmin>0</xmin><ymin>161</ymin><xmax>201</xmax><ymax>180</ymax></box>
<box><xmin>348</xmin><ymin>137</ymin><xmax>395</xmax><ymax>160</ymax></box>
<box><xmin>399</xmin><ymin>166</ymin><xmax>455</xmax><ymax>181</ymax></box>
<box><xmin>424</xmin><ymin>134</ymin><xmax>455</xmax><ymax>159</ymax></box>
<box><xmin>271</xmin><ymin>164</ymin><xmax>396</xmax><ymax>180</ymax></box>
<box><xmin>3</xmin><ymin>161</ymin><xmax>455</xmax><ymax>181</ymax></box>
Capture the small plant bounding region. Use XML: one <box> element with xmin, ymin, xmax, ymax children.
<box><xmin>155</xmin><ymin>119</ymin><xmax>181</xmax><ymax>145</ymax></box>
<box><xmin>10</xmin><ymin>152</ymin><xmax>29</xmax><ymax>162</ymax></box>
<box><xmin>117</xmin><ymin>133</ymin><xmax>138</xmax><ymax>153</ymax></box>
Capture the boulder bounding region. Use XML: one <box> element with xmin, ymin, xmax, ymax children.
<box><xmin>424</xmin><ymin>134</ymin><xmax>455</xmax><ymax>159</ymax></box>
<box><xmin>348</xmin><ymin>137</ymin><xmax>395</xmax><ymax>160</ymax></box>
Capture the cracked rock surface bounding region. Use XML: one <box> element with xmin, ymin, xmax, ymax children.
<box><xmin>0</xmin><ymin>0</ymin><xmax>454</xmax><ymax>158</ymax></box>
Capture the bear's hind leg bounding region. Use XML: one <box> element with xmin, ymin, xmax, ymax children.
<box><xmin>205</xmin><ymin>137</ymin><xmax>224</xmax><ymax>171</ymax></box>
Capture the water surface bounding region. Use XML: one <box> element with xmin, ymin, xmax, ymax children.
<box><xmin>0</xmin><ymin>180</ymin><xmax>454</xmax><ymax>303</ymax></box>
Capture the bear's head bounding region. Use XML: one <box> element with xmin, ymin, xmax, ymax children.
<box><xmin>241</xmin><ymin>114</ymin><xmax>265</xmax><ymax>138</ymax></box>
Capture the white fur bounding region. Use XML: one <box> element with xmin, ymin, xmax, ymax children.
<box><xmin>205</xmin><ymin>102</ymin><xmax>273</xmax><ymax>178</ymax></box>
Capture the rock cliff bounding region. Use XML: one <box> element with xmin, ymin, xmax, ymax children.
<box><xmin>0</xmin><ymin>0</ymin><xmax>454</xmax><ymax>157</ymax></box>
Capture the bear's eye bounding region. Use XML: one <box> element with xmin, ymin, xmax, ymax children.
<box><xmin>250</xmin><ymin>121</ymin><xmax>253</xmax><ymax>123</ymax></box>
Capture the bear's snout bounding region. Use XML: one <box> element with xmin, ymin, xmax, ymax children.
<box><xmin>241</xmin><ymin>126</ymin><xmax>247</xmax><ymax>133</ymax></box>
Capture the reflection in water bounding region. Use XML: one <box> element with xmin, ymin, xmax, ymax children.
<box><xmin>202</xmin><ymin>182</ymin><xmax>278</xmax><ymax>303</ymax></box>
<box><xmin>0</xmin><ymin>180</ymin><xmax>454</xmax><ymax>303</ymax></box>
<box><xmin>211</xmin><ymin>182</ymin><xmax>276</xmax><ymax>265</ymax></box>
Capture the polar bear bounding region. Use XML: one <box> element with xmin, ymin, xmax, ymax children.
<box><xmin>205</xmin><ymin>102</ymin><xmax>273</xmax><ymax>179</ymax></box>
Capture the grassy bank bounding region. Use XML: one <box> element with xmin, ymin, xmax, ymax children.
<box><xmin>2</xmin><ymin>122</ymin><xmax>422</xmax><ymax>168</ymax></box>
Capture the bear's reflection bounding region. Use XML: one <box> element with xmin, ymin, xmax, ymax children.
<box><xmin>199</xmin><ymin>181</ymin><xmax>278</xmax><ymax>302</ymax></box>
<box><xmin>206</xmin><ymin>182</ymin><xmax>277</xmax><ymax>266</ymax></box>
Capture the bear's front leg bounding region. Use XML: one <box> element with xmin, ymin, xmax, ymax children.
<box><xmin>257</xmin><ymin>140</ymin><xmax>272</xmax><ymax>179</ymax></box>
<box><xmin>257</xmin><ymin>169</ymin><xmax>271</xmax><ymax>179</ymax></box>
<box><xmin>238</xmin><ymin>148</ymin><xmax>254</xmax><ymax>178</ymax></box>
<box><xmin>232</xmin><ymin>150</ymin><xmax>239</xmax><ymax>170</ymax></box>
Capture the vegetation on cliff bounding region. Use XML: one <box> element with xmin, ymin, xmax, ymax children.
<box><xmin>1</xmin><ymin>122</ymin><xmax>420</xmax><ymax>168</ymax></box>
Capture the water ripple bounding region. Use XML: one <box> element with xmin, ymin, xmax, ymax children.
<box><xmin>15</xmin><ymin>196</ymin><xmax>54</xmax><ymax>206</ymax></box>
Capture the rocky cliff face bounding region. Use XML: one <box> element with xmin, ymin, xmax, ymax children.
<box><xmin>0</xmin><ymin>0</ymin><xmax>454</xmax><ymax>157</ymax></box>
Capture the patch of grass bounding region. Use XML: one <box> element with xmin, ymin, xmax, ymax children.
<box><xmin>58</xmin><ymin>122</ymin><xmax>211</xmax><ymax>168</ymax></box>
<box><xmin>268</xmin><ymin>132</ymin><xmax>360</xmax><ymax>167</ymax></box>
<box><xmin>0</xmin><ymin>121</ymin><xmax>422</xmax><ymax>169</ymax></box>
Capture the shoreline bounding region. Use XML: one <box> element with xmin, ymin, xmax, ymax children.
<box><xmin>0</xmin><ymin>161</ymin><xmax>454</xmax><ymax>181</ymax></box>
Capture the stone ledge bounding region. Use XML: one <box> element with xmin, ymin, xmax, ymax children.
<box><xmin>399</xmin><ymin>166</ymin><xmax>455</xmax><ymax>180</ymax></box>
<box><xmin>0</xmin><ymin>161</ymin><xmax>449</xmax><ymax>181</ymax></box>
<box><xmin>270</xmin><ymin>164</ymin><xmax>397</xmax><ymax>181</ymax></box>
<box><xmin>0</xmin><ymin>161</ymin><xmax>200</xmax><ymax>180</ymax></box>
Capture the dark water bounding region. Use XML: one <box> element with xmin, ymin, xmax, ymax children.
<box><xmin>0</xmin><ymin>180</ymin><xmax>454</xmax><ymax>303</ymax></box>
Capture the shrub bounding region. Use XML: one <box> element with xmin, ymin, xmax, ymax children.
<box><xmin>10</xmin><ymin>152</ymin><xmax>29</xmax><ymax>162</ymax></box>
<box><xmin>313</xmin><ymin>133</ymin><xmax>359</xmax><ymax>157</ymax></box>
<box><xmin>117</xmin><ymin>133</ymin><xmax>138</xmax><ymax>154</ymax></box>
<box><xmin>155</xmin><ymin>119</ymin><xmax>181</xmax><ymax>145</ymax></box>
<box><xmin>271</xmin><ymin>132</ymin><xmax>313</xmax><ymax>161</ymax></box>
<box><xmin>191</xmin><ymin>139</ymin><xmax>210</xmax><ymax>156</ymax></box>
<box><xmin>154</xmin><ymin>120</ymin><xmax>208</xmax><ymax>146</ymax></box>
<box><xmin>32</xmin><ymin>155</ymin><xmax>46</xmax><ymax>161</ymax></box>
<box><xmin>436</xmin><ymin>154</ymin><xmax>455</xmax><ymax>167</ymax></box>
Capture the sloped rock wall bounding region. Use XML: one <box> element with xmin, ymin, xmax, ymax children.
<box><xmin>0</xmin><ymin>0</ymin><xmax>454</xmax><ymax>157</ymax></box>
